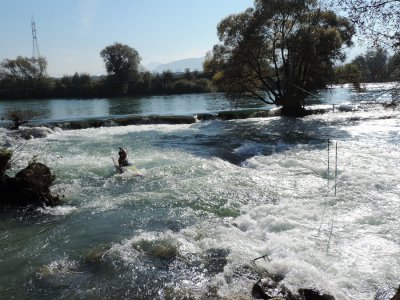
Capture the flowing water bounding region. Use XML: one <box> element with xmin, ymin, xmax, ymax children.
<box><xmin>0</xmin><ymin>85</ymin><xmax>399</xmax><ymax>299</ymax></box>
<box><xmin>0</xmin><ymin>93</ymin><xmax>266</xmax><ymax>123</ymax></box>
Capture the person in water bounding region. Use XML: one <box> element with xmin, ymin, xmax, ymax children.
<box><xmin>118</xmin><ymin>147</ymin><xmax>131</xmax><ymax>168</ymax></box>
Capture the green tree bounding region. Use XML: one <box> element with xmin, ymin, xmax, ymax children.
<box><xmin>0</xmin><ymin>56</ymin><xmax>52</xmax><ymax>99</ymax></box>
<box><xmin>334</xmin><ymin>63</ymin><xmax>362</xmax><ymax>88</ymax></box>
<box><xmin>183</xmin><ymin>68</ymin><xmax>194</xmax><ymax>80</ymax></box>
<box><xmin>161</xmin><ymin>71</ymin><xmax>174</xmax><ymax>91</ymax></box>
<box><xmin>351</xmin><ymin>55</ymin><xmax>370</xmax><ymax>82</ymax></box>
<box><xmin>204</xmin><ymin>0</ymin><xmax>354</xmax><ymax>116</ymax></box>
<box><xmin>352</xmin><ymin>49</ymin><xmax>389</xmax><ymax>82</ymax></box>
<box><xmin>334</xmin><ymin>1</ymin><xmax>400</xmax><ymax>98</ymax></box>
<box><xmin>0</xmin><ymin>56</ymin><xmax>47</xmax><ymax>81</ymax></box>
<box><xmin>388</xmin><ymin>52</ymin><xmax>400</xmax><ymax>81</ymax></box>
<box><xmin>365</xmin><ymin>48</ymin><xmax>389</xmax><ymax>82</ymax></box>
<box><xmin>55</xmin><ymin>73</ymin><xmax>98</xmax><ymax>98</ymax></box>
<box><xmin>135</xmin><ymin>71</ymin><xmax>152</xmax><ymax>94</ymax></box>
<box><xmin>100</xmin><ymin>42</ymin><xmax>141</xmax><ymax>95</ymax></box>
<box><xmin>5</xmin><ymin>109</ymin><xmax>38</xmax><ymax>129</ymax></box>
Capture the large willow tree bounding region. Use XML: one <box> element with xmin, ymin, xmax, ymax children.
<box><xmin>204</xmin><ymin>0</ymin><xmax>354</xmax><ymax>116</ymax></box>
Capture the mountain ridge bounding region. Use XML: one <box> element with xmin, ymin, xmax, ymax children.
<box><xmin>145</xmin><ymin>57</ymin><xmax>205</xmax><ymax>73</ymax></box>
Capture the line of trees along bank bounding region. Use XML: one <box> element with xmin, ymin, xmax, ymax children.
<box><xmin>52</xmin><ymin>69</ymin><xmax>212</xmax><ymax>98</ymax></box>
<box><xmin>335</xmin><ymin>48</ymin><xmax>400</xmax><ymax>87</ymax></box>
<box><xmin>0</xmin><ymin>43</ymin><xmax>213</xmax><ymax>100</ymax></box>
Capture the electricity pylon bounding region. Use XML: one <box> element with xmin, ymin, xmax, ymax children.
<box><xmin>31</xmin><ymin>16</ymin><xmax>40</xmax><ymax>59</ymax></box>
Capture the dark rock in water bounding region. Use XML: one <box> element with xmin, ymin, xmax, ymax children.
<box><xmin>217</xmin><ymin>108</ymin><xmax>282</xmax><ymax>121</ymax></box>
<box><xmin>133</xmin><ymin>239</ymin><xmax>178</xmax><ymax>261</ymax></box>
<box><xmin>7</xmin><ymin>126</ymin><xmax>54</xmax><ymax>140</ymax></box>
<box><xmin>0</xmin><ymin>148</ymin><xmax>12</xmax><ymax>177</ymax></box>
<box><xmin>115</xmin><ymin>115</ymin><xmax>197</xmax><ymax>126</ymax></box>
<box><xmin>298</xmin><ymin>289</ymin><xmax>335</xmax><ymax>300</ymax></box>
<box><xmin>337</xmin><ymin>104</ymin><xmax>356</xmax><ymax>112</ymax></box>
<box><xmin>391</xmin><ymin>287</ymin><xmax>400</xmax><ymax>300</ymax></box>
<box><xmin>217</xmin><ymin>110</ymin><xmax>258</xmax><ymax>120</ymax></box>
<box><xmin>252</xmin><ymin>278</ymin><xmax>293</xmax><ymax>299</ymax></box>
<box><xmin>251</xmin><ymin>279</ymin><xmax>335</xmax><ymax>300</ymax></box>
<box><xmin>15</xmin><ymin>162</ymin><xmax>54</xmax><ymax>190</ymax></box>
<box><xmin>196</xmin><ymin>113</ymin><xmax>217</xmax><ymax>121</ymax></box>
<box><xmin>375</xmin><ymin>286</ymin><xmax>398</xmax><ymax>300</ymax></box>
<box><xmin>0</xmin><ymin>162</ymin><xmax>60</xmax><ymax>208</ymax></box>
<box><xmin>201</xmin><ymin>248</ymin><xmax>229</xmax><ymax>275</ymax></box>
<box><xmin>383</xmin><ymin>101</ymin><xmax>398</xmax><ymax>109</ymax></box>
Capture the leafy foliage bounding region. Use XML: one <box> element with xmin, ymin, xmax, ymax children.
<box><xmin>0</xmin><ymin>56</ymin><xmax>47</xmax><ymax>80</ymax></box>
<box><xmin>53</xmin><ymin>73</ymin><xmax>102</xmax><ymax>98</ymax></box>
<box><xmin>335</xmin><ymin>49</ymin><xmax>400</xmax><ymax>85</ymax></box>
<box><xmin>334</xmin><ymin>63</ymin><xmax>362</xmax><ymax>88</ymax></box>
<box><xmin>352</xmin><ymin>48</ymin><xmax>389</xmax><ymax>82</ymax></box>
<box><xmin>0</xmin><ymin>56</ymin><xmax>53</xmax><ymax>99</ymax></box>
<box><xmin>0</xmin><ymin>42</ymin><xmax>213</xmax><ymax>100</ymax></box>
<box><xmin>100</xmin><ymin>43</ymin><xmax>141</xmax><ymax>95</ymax></box>
<box><xmin>5</xmin><ymin>109</ymin><xmax>38</xmax><ymax>129</ymax></box>
<box><xmin>335</xmin><ymin>0</ymin><xmax>400</xmax><ymax>48</ymax></box>
<box><xmin>388</xmin><ymin>53</ymin><xmax>400</xmax><ymax>81</ymax></box>
<box><xmin>204</xmin><ymin>0</ymin><xmax>355</xmax><ymax>116</ymax></box>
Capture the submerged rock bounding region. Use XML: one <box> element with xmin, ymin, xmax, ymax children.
<box><xmin>217</xmin><ymin>109</ymin><xmax>280</xmax><ymax>120</ymax></box>
<box><xmin>201</xmin><ymin>248</ymin><xmax>230</xmax><ymax>275</ymax></box>
<box><xmin>196</xmin><ymin>113</ymin><xmax>217</xmax><ymax>121</ymax></box>
<box><xmin>298</xmin><ymin>289</ymin><xmax>335</xmax><ymax>300</ymax></box>
<box><xmin>0</xmin><ymin>162</ymin><xmax>60</xmax><ymax>208</ymax></box>
<box><xmin>337</xmin><ymin>104</ymin><xmax>356</xmax><ymax>112</ymax></box>
<box><xmin>7</xmin><ymin>126</ymin><xmax>54</xmax><ymax>140</ymax></box>
<box><xmin>391</xmin><ymin>287</ymin><xmax>400</xmax><ymax>300</ymax></box>
<box><xmin>133</xmin><ymin>239</ymin><xmax>178</xmax><ymax>261</ymax></box>
<box><xmin>251</xmin><ymin>278</ymin><xmax>293</xmax><ymax>299</ymax></box>
<box><xmin>251</xmin><ymin>279</ymin><xmax>335</xmax><ymax>300</ymax></box>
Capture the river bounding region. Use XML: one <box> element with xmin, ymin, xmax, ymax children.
<box><xmin>0</xmin><ymin>84</ymin><xmax>391</xmax><ymax>122</ymax></box>
<box><xmin>0</xmin><ymin>84</ymin><xmax>399</xmax><ymax>299</ymax></box>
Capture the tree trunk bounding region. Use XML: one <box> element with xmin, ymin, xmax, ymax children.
<box><xmin>276</xmin><ymin>95</ymin><xmax>307</xmax><ymax>117</ymax></box>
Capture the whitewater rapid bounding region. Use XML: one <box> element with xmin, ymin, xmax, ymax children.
<box><xmin>0</xmin><ymin>103</ymin><xmax>399</xmax><ymax>299</ymax></box>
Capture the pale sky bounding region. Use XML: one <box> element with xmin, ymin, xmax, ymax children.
<box><xmin>0</xmin><ymin>0</ymin><xmax>254</xmax><ymax>77</ymax></box>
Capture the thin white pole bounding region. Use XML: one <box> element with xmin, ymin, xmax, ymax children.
<box><xmin>326</xmin><ymin>219</ymin><xmax>334</xmax><ymax>254</ymax></box>
<box><xmin>318</xmin><ymin>138</ymin><xmax>330</xmax><ymax>234</ymax></box>
<box><xmin>334</xmin><ymin>142</ymin><xmax>338</xmax><ymax>196</ymax></box>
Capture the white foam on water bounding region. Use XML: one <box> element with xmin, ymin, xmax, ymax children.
<box><xmin>106</xmin><ymin>113</ymin><xmax>399</xmax><ymax>299</ymax></box>
<box><xmin>37</xmin><ymin>205</ymin><xmax>77</xmax><ymax>216</ymax></box>
<box><xmin>1</xmin><ymin>103</ymin><xmax>400</xmax><ymax>299</ymax></box>
<box><xmin>234</xmin><ymin>142</ymin><xmax>263</xmax><ymax>156</ymax></box>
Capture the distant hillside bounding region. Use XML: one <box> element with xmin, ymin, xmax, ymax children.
<box><xmin>147</xmin><ymin>57</ymin><xmax>205</xmax><ymax>73</ymax></box>
<box><xmin>145</xmin><ymin>62</ymin><xmax>162</xmax><ymax>71</ymax></box>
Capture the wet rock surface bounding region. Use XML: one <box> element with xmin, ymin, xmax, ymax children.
<box><xmin>7</xmin><ymin>126</ymin><xmax>55</xmax><ymax>139</ymax></box>
<box><xmin>391</xmin><ymin>287</ymin><xmax>400</xmax><ymax>300</ymax></box>
<box><xmin>0</xmin><ymin>162</ymin><xmax>60</xmax><ymax>208</ymax></box>
<box><xmin>251</xmin><ymin>278</ymin><xmax>335</xmax><ymax>300</ymax></box>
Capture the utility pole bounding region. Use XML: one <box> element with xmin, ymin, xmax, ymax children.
<box><xmin>31</xmin><ymin>16</ymin><xmax>40</xmax><ymax>59</ymax></box>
